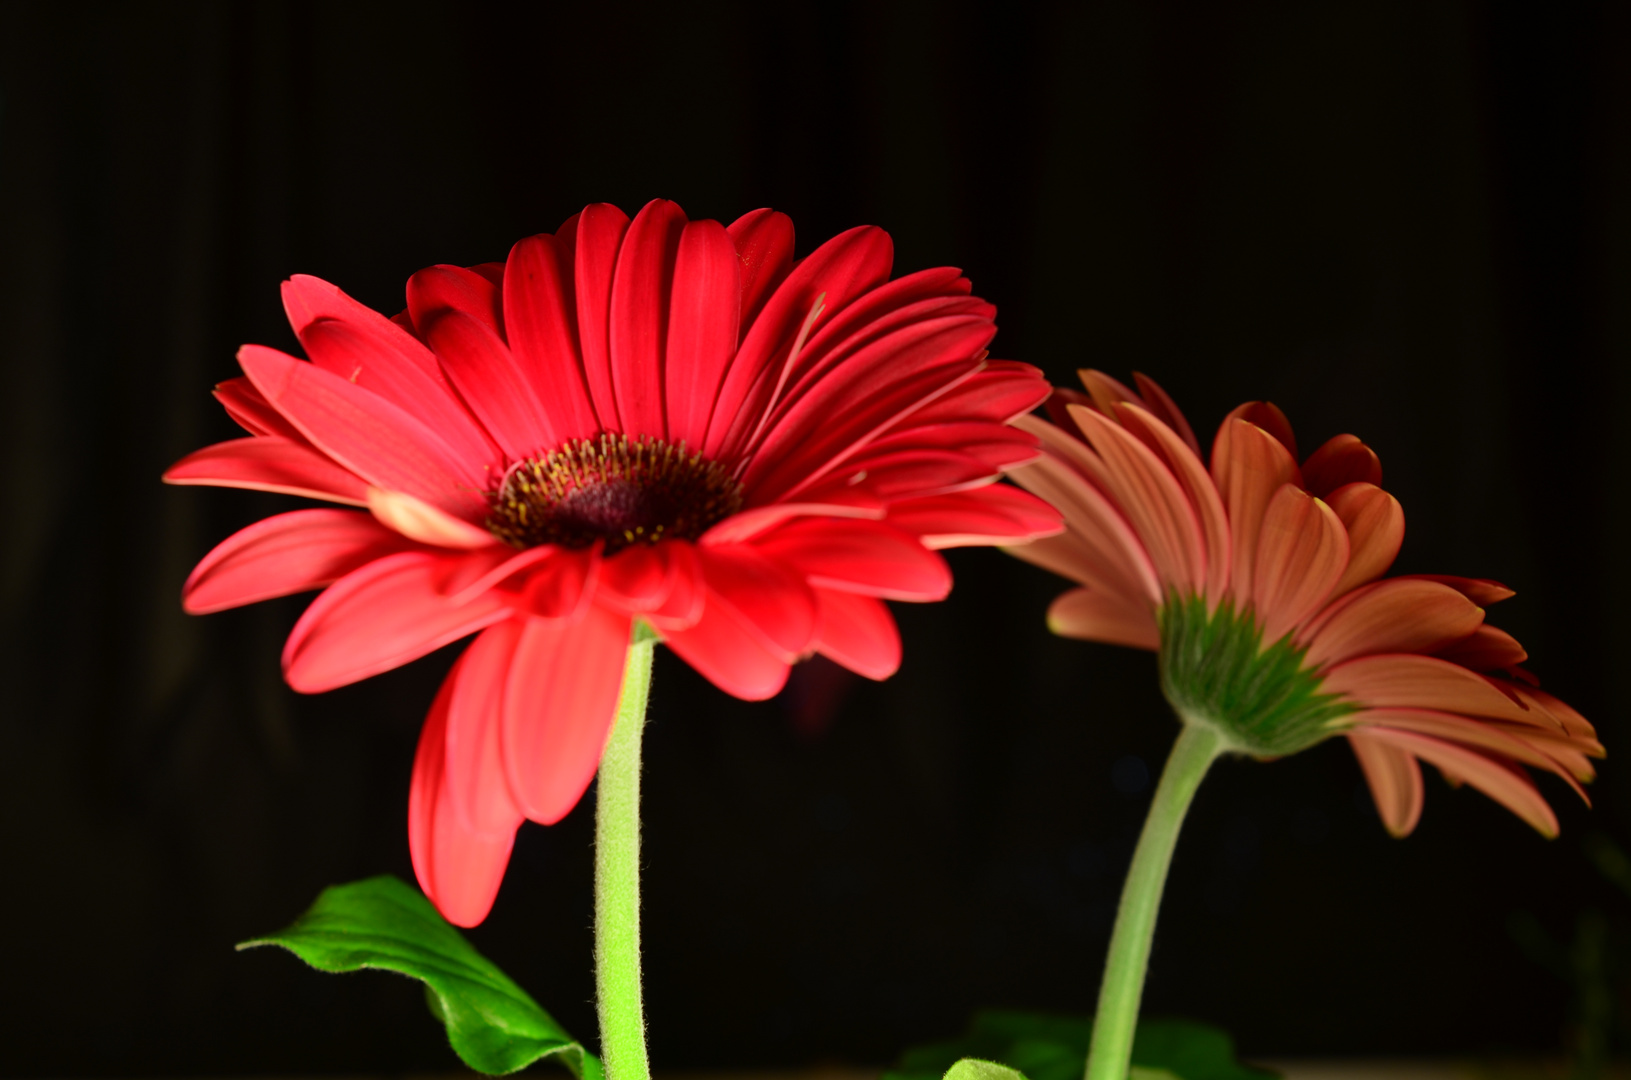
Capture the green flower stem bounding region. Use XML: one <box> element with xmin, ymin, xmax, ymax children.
<box><xmin>1084</xmin><ymin>722</ymin><xmax>1224</xmax><ymax>1080</ymax></box>
<box><xmin>594</xmin><ymin>629</ymin><xmax>657</xmax><ymax>1080</ymax></box>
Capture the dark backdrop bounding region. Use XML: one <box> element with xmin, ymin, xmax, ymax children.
<box><xmin>2</xmin><ymin>1</ymin><xmax>1629</xmax><ymax>1075</ymax></box>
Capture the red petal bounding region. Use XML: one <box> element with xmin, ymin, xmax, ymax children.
<box><xmin>704</xmin><ymin>224</ymin><xmax>893</xmax><ymax>459</ymax></box>
<box><xmin>298</xmin><ymin>317</ymin><xmax>499</xmax><ymax>469</ymax></box>
<box><xmin>282</xmin><ymin>274</ymin><xmax>441</xmax><ymax>380</ymax></box>
<box><xmin>574</xmin><ymin>203</ymin><xmax>633</xmax><ymax>434</ymax></box>
<box><xmin>1302</xmin><ymin>434</ymin><xmax>1383</xmax><ymax>497</ymax></box>
<box><xmin>1302</xmin><ymin>578</ymin><xmax>1483</xmax><ymax>667</ymax></box>
<box><xmin>598</xmin><ymin>544</ymin><xmax>676</xmax><ymax>613</ymax></box>
<box><xmin>727</xmin><ymin>208</ymin><xmax>796</xmax><ymax>331</ymax></box>
<box><xmin>442</xmin><ymin>622</ymin><xmax>529</xmax><ymax>835</ymax></box>
<box><xmin>664</xmin><ymin>218</ymin><xmax>741</xmax><ymax>449</ymax></box>
<box><xmin>426</xmin><ymin>308</ymin><xmax>558</xmax><ymax>460</ymax></box>
<box><xmin>513</xmin><ymin>545</ymin><xmax>600</xmax><ymax>620</ymax></box>
<box><xmin>1222</xmin><ymin>401</ymin><xmax>1298</xmax><ymax>460</ymax></box>
<box><xmin>1346</xmin><ymin>730</ymin><xmax>1424</xmax><ymax>838</ymax></box>
<box><xmin>861</xmin><ymin>421</ymin><xmax>1041</xmax><ymax>471</ymax></box>
<box><xmin>283</xmin><ymin>551</ymin><xmax>512</xmax><ymax>693</ymax></box>
<box><xmin>811</xmin><ymin>588</ymin><xmax>901</xmax><ymax>679</ymax></box>
<box><xmin>1047</xmin><ymin>586</ymin><xmax>1160</xmax><ymax>650</ymax></box>
<box><xmin>909</xmin><ymin>362</ymin><xmax>1050</xmax><ymax>425</ymax></box>
<box><xmin>664</xmin><ymin>597</ymin><xmax>791</xmax><ymax>700</ymax></box>
<box><xmin>164</xmin><ymin>436</ymin><xmax>370</xmax><ymax>505</ymax></box>
<box><xmin>1326</xmin><ymin>482</ymin><xmax>1405</xmax><ymax>596</ymax></box>
<box><xmin>213</xmin><ymin>376</ymin><xmax>304</xmax><ymax>440</ymax></box>
<box><xmin>503</xmin><ymin>233</ymin><xmax>599</xmax><ymax>443</ymax></box>
<box><xmin>409</xmin><ymin>671</ymin><xmax>520</xmax><ymax>928</ymax></box>
<box><xmin>1004</xmin><ymin>452</ymin><xmax>1162</xmax><ymax>605</ymax></box>
<box><xmin>885</xmin><ymin>486</ymin><xmax>1062</xmax><ymax>550</ymax></box>
<box><xmin>238</xmin><ymin>345</ymin><xmax>491</xmax><ymax>517</ymax></box>
<box><xmin>406</xmin><ymin>264</ymin><xmax>504</xmax><ymax>338</ymax></box>
<box><xmin>183</xmin><ymin>509</ymin><xmax>415</xmax><ymax>615</ymax></box>
<box><xmin>501</xmin><ymin>605</ymin><xmax>631</xmax><ymax>824</ymax></box>
<box><xmin>748</xmin><ymin>519</ymin><xmax>952</xmax><ymax>601</ymax></box>
<box><xmin>695</xmin><ymin>545</ymin><xmax>817</xmax><ymax>661</ymax></box>
<box><xmin>1251</xmin><ymin>485</ymin><xmax>1349</xmax><ymax>642</ymax></box>
<box><xmin>700</xmin><ymin>499</ymin><xmax>886</xmax><ymax>546</ymax></box>
<box><xmin>610</xmin><ymin>199</ymin><xmax>688</xmax><ymax>438</ymax></box>
<box><xmin>1130</xmin><ymin>372</ymin><xmax>1202</xmax><ymax>458</ymax></box>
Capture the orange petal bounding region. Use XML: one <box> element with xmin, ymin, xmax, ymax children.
<box><xmin>1301</xmin><ymin>434</ymin><xmax>1383</xmax><ymax>497</ymax></box>
<box><xmin>1325</xmin><ymin>482</ymin><xmax>1404</xmax><ymax>596</ymax></box>
<box><xmin>1351</xmin><ymin>708</ymin><xmax>1589</xmax><ymax>801</ymax></box>
<box><xmin>1046</xmin><ymin>586</ymin><xmax>1160</xmax><ymax>650</ymax></box>
<box><xmin>1077</xmin><ymin>369</ymin><xmax>1143</xmax><ymax>417</ymax></box>
<box><xmin>1320</xmin><ymin>654</ymin><xmax>1543</xmax><ymax>726</ymax></box>
<box><xmin>1222</xmin><ymin>401</ymin><xmax>1298</xmax><ymax>460</ymax></box>
<box><xmin>1115</xmin><ymin>403</ymin><xmax>1231</xmax><ymax>602</ymax></box>
<box><xmin>1347</xmin><ymin>730</ymin><xmax>1424</xmax><ymax>837</ymax></box>
<box><xmin>1302</xmin><ymin>579</ymin><xmax>1484</xmax><ymax>667</ymax></box>
<box><xmin>1435</xmin><ymin>624</ymin><xmax>1528</xmax><ymax>671</ymax></box>
<box><xmin>1211</xmin><ymin>418</ymin><xmax>1301</xmax><ymax>604</ymax></box>
<box><xmin>1356</xmin><ymin>726</ymin><xmax>1560</xmax><ymax>837</ymax></box>
<box><xmin>1251</xmin><ymin>485</ymin><xmax>1348</xmax><ymax>643</ymax></box>
<box><xmin>1005</xmin><ymin>455</ymin><xmax>1163</xmax><ymax>604</ymax></box>
<box><xmin>1398</xmin><ymin>574</ymin><xmax>1515</xmax><ymax>607</ymax></box>
<box><xmin>1131</xmin><ymin>372</ymin><xmax>1202</xmax><ymax>458</ymax></box>
<box><xmin>1069</xmin><ymin>404</ymin><xmax>1207</xmax><ymax>594</ymax></box>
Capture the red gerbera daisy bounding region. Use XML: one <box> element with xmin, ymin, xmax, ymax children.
<box><xmin>166</xmin><ymin>200</ymin><xmax>1060</xmax><ymax>926</ymax></box>
<box><xmin>1006</xmin><ymin>369</ymin><xmax>1602</xmax><ymax>837</ymax></box>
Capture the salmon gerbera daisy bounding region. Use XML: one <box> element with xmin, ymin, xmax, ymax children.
<box><xmin>1002</xmin><ymin>369</ymin><xmax>1601</xmax><ymax>1080</ymax></box>
<box><xmin>166</xmin><ymin>199</ymin><xmax>1060</xmax><ymax>933</ymax></box>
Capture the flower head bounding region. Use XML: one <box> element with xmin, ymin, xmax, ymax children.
<box><xmin>167</xmin><ymin>200</ymin><xmax>1061</xmax><ymax>924</ymax></box>
<box><xmin>1006</xmin><ymin>370</ymin><xmax>1601</xmax><ymax>838</ymax></box>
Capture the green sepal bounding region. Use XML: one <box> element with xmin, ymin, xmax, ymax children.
<box><xmin>886</xmin><ymin>1010</ymin><xmax>1276</xmax><ymax>1080</ymax></box>
<box><xmin>1158</xmin><ymin>593</ymin><xmax>1355</xmax><ymax>757</ymax></box>
<box><xmin>238</xmin><ymin>875</ymin><xmax>602</xmax><ymax>1078</ymax></box>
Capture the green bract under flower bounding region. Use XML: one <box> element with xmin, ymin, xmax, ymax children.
<box><xmin>1157</xmin><ymin>593</ymin><xmax>1357</xmax><ymax>757</ymax></box>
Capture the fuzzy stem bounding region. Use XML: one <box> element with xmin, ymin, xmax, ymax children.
<box><xmin>594</xmin><ymin>630</ymin><xmax>657</xmax><ymax>1080</ymax></box>
<box><xmin>1084</xmin><ymin>722</ymin><xmax>1223</xmax><ymax>1080</ymax></box>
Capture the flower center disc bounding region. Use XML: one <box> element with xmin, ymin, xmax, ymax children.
<box><xmin>486</xmin><ymin>435</ymin><xmax>745</xmax><ymax>554</ymax></box>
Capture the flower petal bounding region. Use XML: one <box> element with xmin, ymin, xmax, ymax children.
<box><xmin>1353</xmin><ymin>726</ymin><xmax>1560</xmax><ymax>837</ymax></box>
<box><xmin>1398</xmin><ymin>574</ymin><xmax>1515</xmax><ymax>607</ymax></box>
<box><xmin>1351</xmin><ymin>708</ymin><xmax>1589</xmax><ymax>801</ymax></box>
<box><xmin>748</xmin><ymin>519</ymin><xmax>952</xmax><ymax>601</ymax></box>
<box><xmin>501</xmin><ymin>606</ymin><xmax>631</xmax><ymax>824</ymax></box>
<box><xmin>282</xmin><ymin>551</ymin><xmax>512</xmax><ymax>693</ymax></box>
<box><xmin>1048</xmin><ymin>586</ymin><xmax>1160</xmax><ymax>650</ymax></box>
<box><xmin>1005</xmin><ymin>453</ymin><xmax>1162</xmax><ymax>605</ymax></box>
<box><xmin>409</xmin><ymin>671</ymin><xmax>520</xmax><ymax>928</ymax></box>
<box><xmin>213</xmin><ymin>376</ymin><xmax>305</xmax><ymax>440</ymax></box>
<box><xmin>1222</xmin><ymin>401</ymin><xmax>1298</xmax><ymax>460</ymax></box>
<box><xmin>663</xmin><ymin>597</ymin><xmax>791</xmax><ymax>700</ymax></box>
<box><xmin>426</xmin><ymin>308</ymin><xmax>558</xmax><ymax>461</ymax></box>
<box><xmin>598</xmin><ymin>543</ymin><xmax>677</xmax><ymax>613</ymax></box>
<box><xmin>442</xmin><ymin>622</ymin><xmax>529</xmax><ymax>835</ymax></box>
<box><xmin>1302</xmin><ymin>579</ymin><xmax>1484</xmax><ymax>668</ymax></box>
<box><xmin>664</xmin><ymin>218</ymin><xmax>741</xmax><ymax>449</ymax></box>
<box><xmin>1130</xmin><ymin>372</ymin><xmax>1202</xmax><ymax>458</ymax></box>
<box><xmin>727</xmin><ymin>208</ymin><xmax>795</xmax><ymax>330</ymax></box>
<box><xmin>514</xmin><ymin>545</ymin><xmax>600</xmax><ymax>620</ymax></box>
<box><xmin>695</xmin><ymin>545</ymin><xmax>817</xmax><ymax>661</ymax></box>
<box><xmin>238</xmin><ymin>345</ymin><xmax>491</xmax><ymax>517</ymax></box>
<box><xmin>163</xmin><ymin>436</ymin><xmax>370</xmax><ymax>505</ymax></box>
<box><xmin>1346</xmin><ymin>729</ymin><xmax>1424</xmax><ymax>838</ymax></box>
<box><xmin>406</xmin><ymin>264</ymin><xmax>504</xmax><ymax>337</ymax></box>
<box><xmin>1319</xmin><ymin>654</ymin><xmax>1545</xmax><ymax>727</ymax></box>
<box><xmin>1251</xmin><ymin>485</ymin><xmax>1348</xmax><ymax>642</ymax></box>
<box><xmin>504</xmin><ymin>233</ymin><xmax>600</xmax><ymax>444</ymax></box>
<box><xmin>282</xmin><ymin>273</ymin><xmax>441</xmax><ymax>380</ymax></box>
<box><xmin>367</xmin><ymin>487</ymin><xmax>499</xmax><ymax>550</ymax></box>
<box><xmin>1211</xmin><ymin>418</ymin><xmax>1302</xmax><ymax>604</ymax></box>
<box><xmin>182</xmin><ymin>509</ymin><xmax>415</xmax><ymax>614</ymax></box>
<box><xmin>610</xmin><ymin>199</ymin><xmax>688</xmax><ymax>438</ymax></box>
<box><xmin>1302</xmin><ymin>434</ymin><xmax>1383</xmax><ymax>497</ymax></box>
<box><xmin>885</xmin><ymin>485</ymin><xmax>1064</xmax><ymax>550</ymax></box>
<box><xmin>1435</xmin><ymin>624</ymin><xmax>1528</xmax><ymax>671</ymax></box>
<box><xmin>811</xmin><ymin>588</ymin><xmax>901</xmax><ymax>680</ymax></box>
<box><xmin>909</xmin><ymin>361</ymin><xmax>1050</xmax><ymax>425</ymax></box>
<box><xmin>574</xmin><ymin>203</ymin><xmax>633</xmax><ymax>433</ymax></box>
<box><xmin>1326</xmin><ymin>482</ymin><xmax>1405</xmax><ymax>596</ymax></box>
<box><xmin>1112</xmin><ymin>403</ymin><xmax>1231</xmax><ymax>602</ymax></box>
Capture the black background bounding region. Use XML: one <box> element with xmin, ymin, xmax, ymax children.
<box><xmin>2</xmin><ymin>1</ymin><xmax>1629</xmax><ymax>1075</ymax></box>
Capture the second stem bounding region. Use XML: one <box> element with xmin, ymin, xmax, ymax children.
<box><xmin>595</xmin><ymin>632</ymin><xmax>657</xmax><ymax>1080</ymax></box>
<box><xmin>1083</xmin><ymin>722</ymin><xmax>1223</xmax><ymax>1080</ymax></box>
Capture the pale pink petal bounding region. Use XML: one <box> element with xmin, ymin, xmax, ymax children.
<box><xmin>182</xmin><ymin>509</ymin><xmax>416</xmax><ymax>614</ymax></box>
<box><xmin>1109</xmin><ymin>403</ymin><xmax>1230</xmax><ymax>600</ymax></box>
<box><xmin>1356</xmin><ymin>726</ymin><xmax>1560</xmax><ymax>837</ymax></box>
<box><xmin>367</xmin><ymin>487</ymin><xmax>500</xmax><ymax>550</ymax></box>
<box><xmin>282</xmin><ymin>551</ymin><xmax>512</xmax><ymax>693</ymax></box>
<box><xmin>1351</xmin><ymin>708</ymin><xmax>1588</xmax><ymax>801</ymax></box>
<box><xmin>1004</xmin><ymin>454</ymin><xmax>1162</xmax><ymax>605</ymax></box>
<box><xmin>501</xmin><ymin>605</ymin><xmax>631</xmax><ymax>824</ymax></box>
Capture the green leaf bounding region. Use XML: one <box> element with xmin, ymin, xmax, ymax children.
<box><xmin>945</xmin><ymin>1059</ymin><xmax>1032</xmax><ymax>1080</ymax></box>
<box><xmin>239</xmin><ymin>875</ymin><xmax>600</xmax><ymax>1078</ymax></box>
<box><xmin>886</xmin><ymin>1010</ymin><xmax>1275</xmax><ymax>1080</ymax></box>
